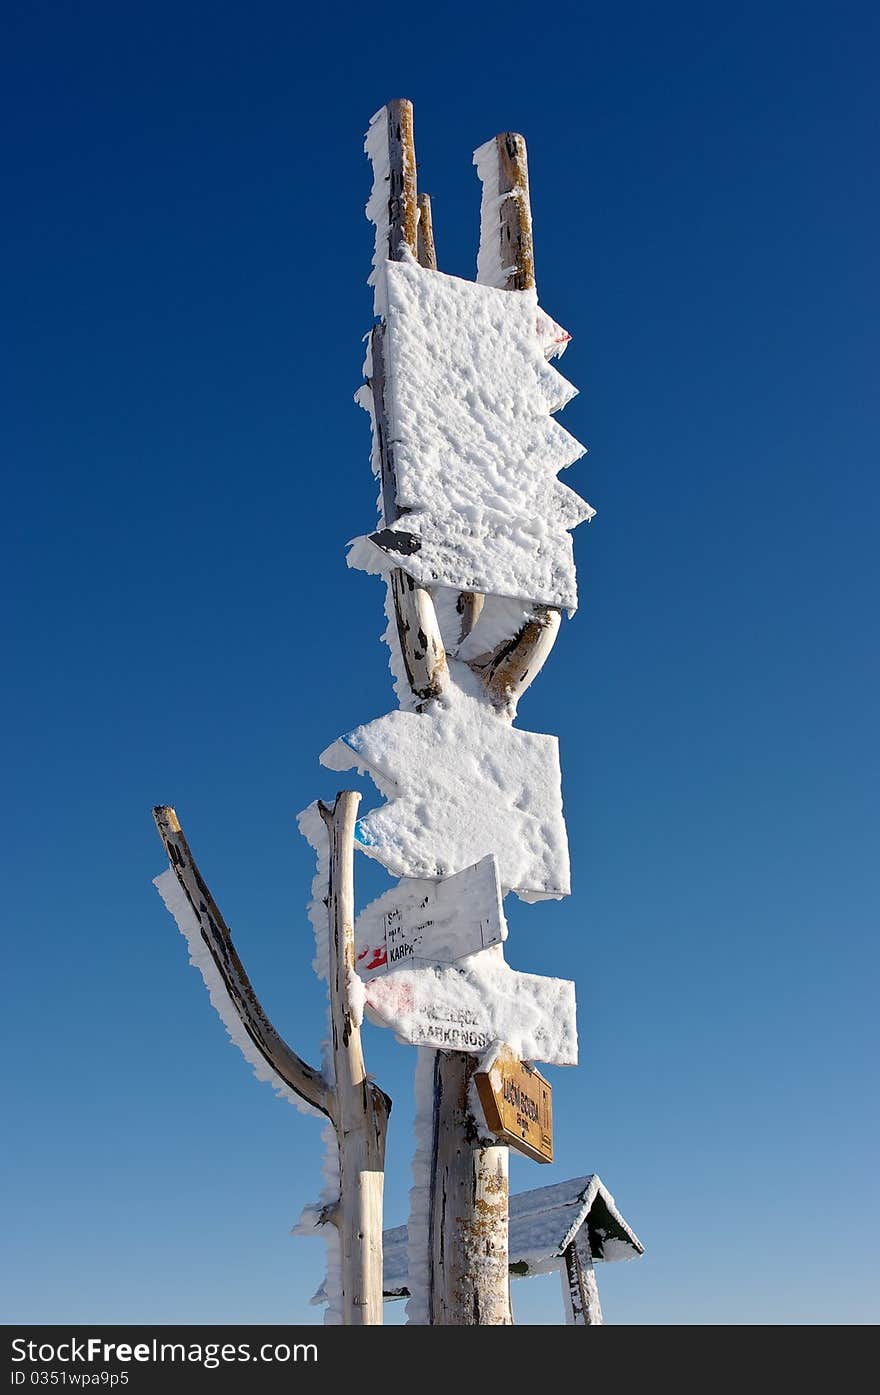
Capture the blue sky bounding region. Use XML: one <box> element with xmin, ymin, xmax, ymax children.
<box><xmin>2</xmin><ymin>0</ymin><xmax>877</xmax><ymax>1325</ymax></box>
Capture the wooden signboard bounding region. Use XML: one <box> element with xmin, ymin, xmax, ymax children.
<box><xmin>474</xmin><ymin>1045</ymin><xmax>553</xmax><ymax>1164</ymax></box>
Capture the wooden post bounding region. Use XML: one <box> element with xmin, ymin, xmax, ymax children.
<box><xmin>561</xmin><ymin>1229</ymin><xmax>604</xmax><ymax>1325</ymax></box>
<box><xmin>370</xmin><ymin>103</ymin><xmax>447</xmax><ymax>706</ymax></box>
<box><xmin>470</xmin><ymin>133</ymin><xmax>563</xmax><ymax>712</ymax></box>
<box><xmin>416</xmin><ymin>191</ymin><xmax>437</xmax><ymax>272</ymax></box>
<box><xmin>152</xmin><ymin>799</ymin><xmax>390</xmax><ymax>1325</ymax></box>
<box><xmin>409</xmin><ymin>175</ymin><xmax>512</xmax><ymax>1330</ymax></box>
<box><xmin>319</xmin><ymin>791</ymin><xmax>390</xmax><ymax>1325</ymax></box>
<box><xmin>428</xmin><ymin>1052</ymin><xmax>512</xmax><ymax>1325</ymax></box>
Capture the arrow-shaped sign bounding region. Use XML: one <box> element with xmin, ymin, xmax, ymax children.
<box><xmin>355</xmin><ymin>855</ymin><xmax>506</xmax><ymax>978</ymax></box>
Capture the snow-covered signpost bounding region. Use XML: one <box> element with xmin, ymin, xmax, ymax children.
<box><xmin>318</xmin><ymin>98</ymin><xmax>594</xmax><ymax>1325</ymax></box>
<box><xmin>152</xmin><ymin>96</ymin><xmax>644</xmax><ymax>1328</ymax></box>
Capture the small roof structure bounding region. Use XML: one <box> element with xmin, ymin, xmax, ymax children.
<box><xmin>311</xmin><ymin>1173</ymin><xmax>643</xmax><ymax>1303</ymax></box>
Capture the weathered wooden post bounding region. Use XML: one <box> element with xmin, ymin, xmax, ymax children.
<box><xmin>152</xmin><ymin>798</ymin><xmax>390</xmax><ymax>1324</ymax></box>
<box><xmin>318</xmin><ymin>791</ymin><xmax>390</xmax><ymax>1324</ymax></box>
<box><xmin>562</xmin><ymin>1229</ymin><xmax>603</xmax><ymax>1326</ymax></box>
<box><xmin>365</xmin><ymin>102</ymin><xmax>514</xmax><ymax>1326</ymax></box>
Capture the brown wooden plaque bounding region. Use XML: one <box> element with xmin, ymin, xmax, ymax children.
<box><xmin>474</xmin><ymin>1045</ymin><xmax>553</xmax><ymax>1163</ymax></box>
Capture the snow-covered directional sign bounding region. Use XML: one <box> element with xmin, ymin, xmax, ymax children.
<box><xmin>355</xmin><ymin>855</ymin><xmax>506</xmax><ymax>979</ymax></box>
<box><xmin>350</xmin><ymin>255</ymin><xmax>593</xmax><ymax>612</ymax></box>
<box><xmin>321</xmin><ymin>688</ymin><xmax>570</xmax><ymax>899</ymax></box>
<box><xmin>363</xmin><ymin>950</ymin><xmax>577</xmax><ymax>1066</ymax></box>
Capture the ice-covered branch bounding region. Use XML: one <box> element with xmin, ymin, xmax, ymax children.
<box><xmin>152</xmin><ymin>805</ymin><xmax>333</xmax><ymax>1119</ymax></box>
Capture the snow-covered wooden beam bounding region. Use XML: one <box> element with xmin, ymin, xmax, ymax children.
<box><xmin>318</xmin><ymin>791</ymin><xmax>391</xmax><ymax>1325</ymax></box>
<box><xmin>471</xmin><ymin>132</ymin><xmax>563</xmax><ymax>712</ymax></box>
<box><xmin>152</xmin><ymin>805</ymin><xmax>332</xmax><ymax>1118</ymax></box>
<box><xmin>367</xmin><ymin>102</ymin><xmax>447</xmax><ymax>706</ymax></box>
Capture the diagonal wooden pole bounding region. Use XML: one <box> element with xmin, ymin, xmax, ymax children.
<box><xmin>153</xmin><ymin>805</ymin><xmax>331</xmax><ymax>1116</ymax></box>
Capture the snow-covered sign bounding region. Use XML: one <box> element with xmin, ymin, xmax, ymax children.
<box><xmin>363</xmin><ymin>950</ymin><xmax>577</xmax><ymax>1066</ymax></box>
<box><xmin>350</xmin><ymin>256</ymin><xmax>593</xmax><ymax>612</ymax></box>
<box><xmin>320</xmin><ymin>688</ymin><xmax>570</xmax><ymax>899</ymax></box>
<box><xmin>355</xmin><ymin>855</ymin><xmax>506</xmax><ymax>979</ymax></box>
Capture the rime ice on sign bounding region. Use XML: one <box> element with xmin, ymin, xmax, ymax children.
<box><xmin>349</xmin><ymin>255</ymin><xmax>594</xmax><ymax>612</ymax></box>
<box><xmin>320</xmin><ymin>689</ymin><xmax>571</xmax><ymax>900</ymax></box>
<box><xmin>363</xmin><ymin>947</ymin><xmax>577</xmax><ymax>1066</ymax></box>
<box><xmin>355</xmin><ymin>855</ymin><xmax>507</xmax><ymax>979</ymax></box>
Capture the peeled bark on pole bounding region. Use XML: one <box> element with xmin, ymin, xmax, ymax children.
<box><xmin>429</xmin><ymin>1052</ymin><xmax>512</xmax><ymax>1325</ymax></box>
<box><xmin>319</xmin><ymin>791</ymin><xmax>390</xmax><ymax>1326</ymax></box>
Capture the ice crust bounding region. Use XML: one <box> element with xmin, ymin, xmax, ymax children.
<box><xmin>363</xmin><ymin>942</ymin><xmax>577</xmax><ymax>1065</ymax></box>
<box><xmin>320</xmin><ymin>686</ymin><xmax>571</xmax><ymax>899</ymax></box>
<box><xmin>349</xmin><ymin>255</ymin><xmax>593</xmax><ymax>611</ymax></box>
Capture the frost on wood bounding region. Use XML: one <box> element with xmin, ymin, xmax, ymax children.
<box><xmin>153</xmin><ymin>869</ymin><xmax>325</xmax><ymax>1117</ymax></box>
<box><xmin>348</xmin><ymin>256</ymin><xmax>593</xmax><ymax>613</ymax></box>
<box><xmin>320</xmin><ymin>687</ymin><xmax>571</xmax><ymax>900</ymax></box>
<box><xmin>363</xmin><ymin>944</ymin><xmax>577</xmax><ymax>1065</ymax></box>
<box><xmin>354</xmin><ymin>854</ymin><xmax>507</xmax><ymax>978</ymax></box>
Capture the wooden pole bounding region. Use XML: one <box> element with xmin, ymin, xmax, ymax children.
<box><xmin>369</xmin><ymin>106</ymin><xmax>447</xmax><ymax>706</ymax></box>
<box><xmin>428</xmin><ymin>1052</ymin><xmax>512</xmax><ymax>1325</ymax></box>
<box><xmin>470</xmin><ymin>133</ymin><xmax>562</xmax><ymax>711</ymax></box>
<box><xmin>319</xmin><ymin>791</ymin><xmax>390</xmax><ymax>1325</ymax></box>
<box><xmin>561</xmin><ymin>1230</ymin><xmax>604</xmax><ymax>1325</ymax></box>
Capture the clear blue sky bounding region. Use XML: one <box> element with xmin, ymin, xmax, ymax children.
<box><xmin>2</xmin><ymin>0</ymin><xmax>877</xmax><ymax>1325</ymax></box>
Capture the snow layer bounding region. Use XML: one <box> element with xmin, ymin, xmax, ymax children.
<box><xmin>320</xmin><ymin>685</ymin><xmax>571</xmax><ymax>899</ymax></box>
<box><xmin>364</xmin><ymin>107</ymin><xmax>392</xmax><ymax>315</ymax></box>
<box><xmin>153</xmin><ymin>868</ymin><xmax>324</xmax><ymax>1117</ymax></box>
<box><xmin>349</xmin><ymin>255</ymin><xmax>593</xmax><ymax>611</ymax></box>
<box><xmin>473</xmin><ymin>136</ymin><xmax>509</xmax><ymax>290</ymax></box>
<box><xmin>354</xmin><ymin>854</ymin><xmax>507</xmax><ymax>978</ymax></box>
<box><xmin>364</xmin><ymin>942</ymin><xmax>577</xmax><ymax>1065</ymax></box>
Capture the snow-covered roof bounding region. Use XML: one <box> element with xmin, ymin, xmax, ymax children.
<box><xmin>310</xmin><ymin>1174</ymin><xmax>643</xmax><ymax>1304</ymax></box>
